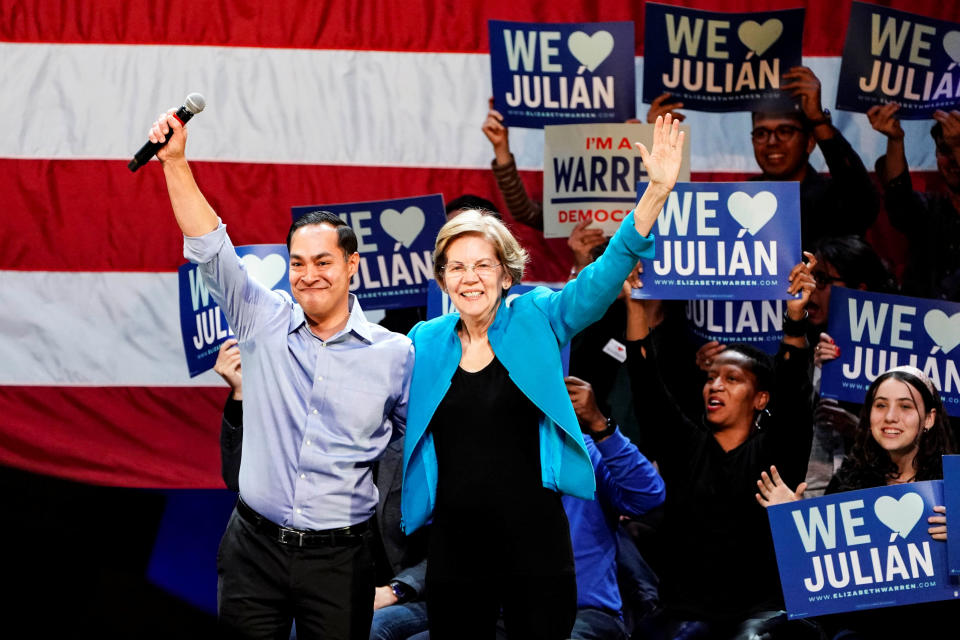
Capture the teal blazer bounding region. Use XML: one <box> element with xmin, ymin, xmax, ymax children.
<box><xmin>400</xmin><ymin>211</ymin><xmax>656</xmax><ymax>533</ymax></box>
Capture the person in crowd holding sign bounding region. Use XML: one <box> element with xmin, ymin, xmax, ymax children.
<box><xmin>756</xmin><ymin>365</ymin><xmax>955</xmax><ymax>637</ymax></box>
<box><xmin>146</xmin><ymin>109</ymin><xmax>414</xmax><ymax>640</ymax></box>
<box><xmin>868</xmin><ymin>103</ymin><xmax>960</xmax><ymax>301</ymax></box>
<box><xmin>649</xmin><ymin>67</ymin><xmax>879</xmax><ymax>250</ymax></box>
<box><xmin>401</xmin><ymin>115</ymin><xmax>685</xmax><ymax>639</ymax></box>
<box><xmin>623</xmin><ymin>254</ymin><xmax>817</xmax><ymax>639</ymax></box>
<box><xmin>757</xmin><ymin>365</ymin><xmax>953</xmax><ymax>508</ymax></box>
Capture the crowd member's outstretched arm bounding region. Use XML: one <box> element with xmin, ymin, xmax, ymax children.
<box><xmin>786</xmin><ymin>66</ymin><xmax>878</xmax><ymax>233</ymax></box>
<box><xmin>214</xmin><ymin>339</ymin><xmax>243</xmax><ymax>492</ymax></box>
<box><xmin>758</xmin><ymin>256</ymin><xmax>817</xmax><ymax>486</ymax></box>
<box><xmin>148</xmin><ymin>109</ymin><xmax>218</xmax><ymax>237</ymax></box>
<box><xmin>624</xmin><ymin>284</ymin><xmax>700</xmax><ymax>465</ymax></box>
<box><xmin>483</xmin><ymin>97</ymin><xmax>543</xmax><ymax>229</ymax></box>
<box><xmin>867</xmin><ymin>102</ymin><xmax>907</xmax><ymax>181</ymax></box>
<box><xmin>566</xmin><ymin>376</ymin><xmax>665</xmax><ymax>516</ymax></box>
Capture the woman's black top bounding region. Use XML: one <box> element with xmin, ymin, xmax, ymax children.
<box><xmin>427</xmin><ymin>356</ymin><xmax>573</xmax><ymax>579</ymax></box>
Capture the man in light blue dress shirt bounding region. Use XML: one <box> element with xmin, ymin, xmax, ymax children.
<box><xmin>147</xmin><ymin>110</ymin><xmax>414</xmax><ymax>639</ymax></box>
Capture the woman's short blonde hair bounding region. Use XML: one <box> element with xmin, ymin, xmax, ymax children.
<box><xmin>433</xmin><ymin>209</ymin><xmax>528</xmax><ymax>291</ymax></box>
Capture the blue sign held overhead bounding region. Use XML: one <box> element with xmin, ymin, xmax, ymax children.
<box><xmin>631</xmin><ymin>181</ymin><xmax>802</xmax><ymax>301</ymax></box>
<box><xmin>837</xmin><ymin>2</ymin><xmax>960</xmax><ymax>119</ymax></box>
<box><xmin>178</xmin><ymin>244</ymin><xmax>291</xmax><ymax>377</ymax></box>
<box><xmin>768</xmin><ymin>480</ymin><xmax>959</xmax><ymax>618</ymax></box>
<box><xmin>820</xmin><ymin>288</ymin><xmax>960</xmax><ymax>417</ymax></box>
<box><xmin>292</xmin><ymin>194</ymin><xmax>446</xmax><ymax>313</ymax></box>
<box><xmin>642</xmin><ymin>4</ymin><xmax>804</xmax><ymax>112</ymax></box>
<box><xmin>684</xmin><ymin>299</ymin><xmax>785</xmax><ymax>355</ymax></box>
<box><xmin>489</xmin><ymin>20</ymin><xmax>636</xmax><ymax>128</ymax></box>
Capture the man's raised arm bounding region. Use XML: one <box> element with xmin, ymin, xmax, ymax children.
<box><xmin>148</xmin><ymin>109</ymin><xmax>218</xmax><ymax>237</ymax></box>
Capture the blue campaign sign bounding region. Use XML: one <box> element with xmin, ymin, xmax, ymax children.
<box><xmin>489</xmin><ymin>20</ymin><xmax>636</xmax><ymax>128</ymax></box>
<box><xmin>177</xmin><ymin>244</ymin><xmax>291</xmax><ymax>377</ymax></box>
<box><xmin>642</xmin><ymin>3</ymin><xmax>804</xmax><ymax>112</ymax></box>
<box><xmin>944</xmin><ymin>456</ymin><xmax>960</xmax><ymax>575</ymax></box>
<box><xmin>767</xmin><ymin>480</ymin><xmax>959</xmax><ymax>618</ymax></box>
<box><xmin>684</xmin><ymin>299</ymin><xmax>785</xmax><ymax>355</ymax></box>
<box><xmin>837</xmin><ymin>3</ymin><xmax>960</xmax><ymax>119</ymax></box>
<box><xmin>820</xmin><ymin>288</ymin><xmax>960</xmax><ymax>417</ymax></box>
<box><xmin>292</xmin><ymin>194</ymin><xmax>446</xmax><ymax>312</ymax></box>
<box><xmin>426</xmin><ymin>280</ymin><xmax>570</xmax><ymax>375</ymax></box>
<box><xmin>631</xmin><ymin>182</ymin><xmax>802</xmax><ymax>300</ymax></box>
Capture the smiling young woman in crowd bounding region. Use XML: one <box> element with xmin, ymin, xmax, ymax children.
<box><xmin>757</xmin><ymin>365</ymin><xmax>955</xmax><ymax>638</ymax></box>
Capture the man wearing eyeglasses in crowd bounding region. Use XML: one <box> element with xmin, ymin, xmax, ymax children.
<box><xmin>649</xmin><ymin>66</ymin><xmax>878</xmax><ymax>251</ymax></box>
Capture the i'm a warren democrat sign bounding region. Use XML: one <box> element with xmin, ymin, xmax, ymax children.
<box><xmin>489</xmin><ymin>20</ymin><xmax>636</xmax><ymax>128</ymax></box>
<box><xmin>292</xmin><ymin>195</ymin><xmax>446</xmax><ymax>312</ymax></box>
<box><xmin>837</xmin><ymin>3</ymin><xmax>960</xmax><ymax>118</ymax></box>
<box><xmin>543</xmin><ymin>122</ymin><xmax>691</xmax><ymax>238</ymax></box>
<box><xmin>178</xmin><ymin>244</ymin><xmax>291</xmax><ymax>377</ymax></box>
<box><xmin>768</xmin><ymin>481</ymin><xmax>959</xmax><ymax>618</ymax></box>
<box><xmin>643</xmin><ymin>3</ymin><xmax>804</xmax><ymax>112</ymax></box>
<box><xmin>685</xmin><ymin>299</ymin><xmax>785</xmax><ymax>355</ymax></box>
<box><xmin>820</xmin><ymin>288</ymin><xmax>960</xmax><ymax>417</ymax></box>
<box><xmin>631</xmin><ymin>182</ymin><xmax>802</xmax><ymax>300</ymax></box>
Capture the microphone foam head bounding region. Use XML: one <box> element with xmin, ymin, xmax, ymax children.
<box><xmin>184</xmin><ymin>93</ymin><xmax>206</xmax><ymax>114</ymax></box>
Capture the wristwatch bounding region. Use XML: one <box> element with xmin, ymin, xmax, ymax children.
<box><xmin>590</xmin><ymin>416</ymin><xmax>618</xmax><ymax>442</ymax></box>
<box><xmin>390</xmin><ymin>580</ymin><xmax>413</xmax><ymax>604</ymax></box>
<box><xmin>782</xmin><ymin>309</ymin><xmax>809</xmax><ymax>337</ymax></box>
<box><xmin>808</xmin><ymin>108</ymin><xmax>831</xmax><ymax>126</ymax></box>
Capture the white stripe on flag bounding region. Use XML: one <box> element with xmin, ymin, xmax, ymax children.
<box><xmin>0</xmin><ymin>44</ymin><xmax>937</xmax><ymax>172</ymax></box>
<box><xmin>0</xmin><ymin>271</ymin><xmax>224</xmax><ymax>386</ymax></box>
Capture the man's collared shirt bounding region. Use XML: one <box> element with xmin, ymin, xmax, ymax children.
<box><xmin>185</xmin><ymin>223</ymin><xmax>413</xmax><ymax>530</ymax></box>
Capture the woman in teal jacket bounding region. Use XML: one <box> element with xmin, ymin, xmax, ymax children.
<box><xmin>401</xmin><ymin>115</ymin><xmax>686</xmax><ymax>639</ymax></box>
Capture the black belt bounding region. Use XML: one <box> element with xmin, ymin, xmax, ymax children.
<box><xmin>236</xmin><ymin>498</ymin><xmax>369</xmax><ymax>548</ymax></box>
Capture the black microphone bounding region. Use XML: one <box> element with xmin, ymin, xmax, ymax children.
<box><xmin>128</xmin><ymin>93</ymin><xmax>206</xmax><ymax>172</ymax></box>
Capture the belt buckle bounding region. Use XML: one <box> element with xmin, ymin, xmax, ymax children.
<box><xmin>279</xmin><ymin>528</ymin><xmax>305</xmax><ymax>547</ymax></box>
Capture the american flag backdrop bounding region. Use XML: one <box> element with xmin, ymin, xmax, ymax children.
<box><xmin>0</xmin><ymin>0</ymin><xmax>953</xmax><ymax>488</ymax></box>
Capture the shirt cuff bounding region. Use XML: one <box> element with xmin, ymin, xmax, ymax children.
<box><xmin>183</xmin><ymin>219</ymin><xmax>227</xmax><ymax>264</ymax></box>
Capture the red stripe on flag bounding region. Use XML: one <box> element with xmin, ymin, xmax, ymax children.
<box><xmin>0</xmin><ymin>158</ymin><xmax>936</xmax><ymax>279</ymax></box>
<box><xmin>0</xmin><ymin>158</ymin><xmax>579</xmax><ymax>280</ymax></box>
<box><xmin>2</xmin><ymin>0</ymin><xmax>955</xmax><ymax>55</ymax></box>
<box><xmin>0</xmin><ymin>386</ymin><xmax>226</xmax><ymax>488</ymax></box>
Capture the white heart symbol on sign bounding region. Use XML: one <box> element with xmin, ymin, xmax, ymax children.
<box><xmin>737</xmin><ymin>19</ymin><xmax>784</xmax><ymax>56</ymax></box>
<box><xmin>943</xmin><ymin>31</ymin><xmax>960</xmax><ymax>63</ymax></box>
<box><xmin>567</xmin><ymin>31</ymin><xmax>615</xmax><ymax>73</ymax></box>
<box><xmin>241</xmin><ymin>253</ymin><xmax>287</xmax><ymax>290</ymax></box>
<box><xmin>923</xmin><ymin>309</ymin><xmax>960</xmax><ymax>354</ymax></box>
<box><xmin>874</xmin><ymin>493</ymin><xmax>925</xmax><ymax>540</ymax></box>
<box><xmin>380</xmin><ymin>206</ymin><xmax>426</xmax><ymax>249</ymax></box>
<box><xmin>726</xmin><ymin>191</ymin><xmax>778</xmax><ymax>235</ymax></box>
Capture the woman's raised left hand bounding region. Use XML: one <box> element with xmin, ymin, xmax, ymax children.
<box><xmin>635</xmin><ymin>113</ymin><xmax>685</xmax><ymax>193</ymax></box>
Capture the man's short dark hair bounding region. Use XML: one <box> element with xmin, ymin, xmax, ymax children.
<box><xmin>286</xmin><ymin>211</ymin><xmax>358</xmax><ymax>259</ymax></box>
<box><xmin>445</xmin><ymin>194</ymin><xmax>501</xmax><ymax>219</ymax></box>
<box><xmin>750</xmin><ymin>109</ymin><xmax>813</xmax><ymax>135</ymax></box>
